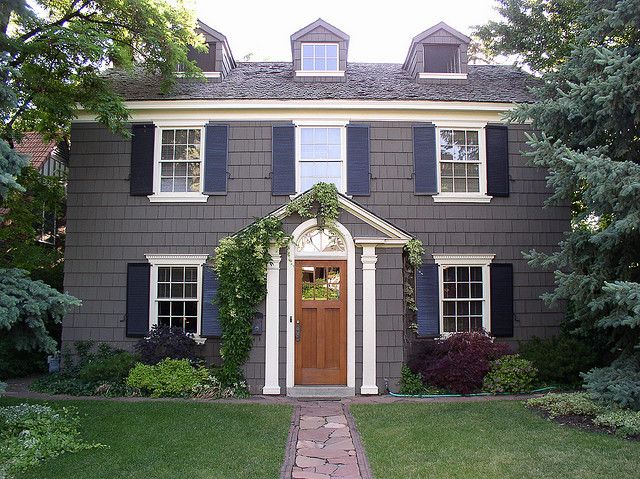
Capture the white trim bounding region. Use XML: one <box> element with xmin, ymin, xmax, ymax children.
<box><xmin>271</xmin><ymin>195</ymin><xmax>412</xmax><ymax>242</ymax></box>
<box><xmin>419</xmin><ymin>72</ymin><xmax>468</xmax><ymax>80</ymax></box>
<box><xmin>293</xmin><ymin>119</ymin><xmax>349</xmax><ymax>127</ymax></box>
<box><xmin>434</xmin><ymin>125</ymin><xmax>492</xmax><ymax>202</ymax></box>
<box><xmin>360</xmin><ymin>245</ymin><xmax>378</xmax><ymax>395</ymax></box>
<box><xmin>147</xmin><ymin>194</ymin><xmax>208</xmax><ymax>203</ymax></box>
<box><xmin>295</xmin><ymin>70</ymin><xmax>345</xmax><ymax>77</ymax></box>
<box><xmin>294</xmin><ymin>125</ymin><xmax>347</xmax><ymax>195</ymax></box>
<box><xmin>432</xmin><ymin>254</ymin><xmax>495</xmax><ymax>266</ymax></box>
<box><xmin>263</xmin><ymin>245</ymin><xmax>281</xmax><ymax>395</ymax></box>
<box><xmin>150</xmin><ymin>124</ymin><xmax>207</xmax><ymax>203</ymax></box>
<box><xmin>203</xmin><ymin>72</ymin><xmax>222</xmax><ymax>79</ymax></box>
<box><xmin>354</xmin><ymin>237</ymin><xmax>408</xmax><ymax>247</ymax></box>
<box><xmin>432</xmin><ymin>194</ymin><xmax>492</xmax><ymax>203</ymax></box>
<box><xmin>432</xmin><ymin>253</ymin><xmax>494</xmax><ymax>335</ymax></box>
<box><xmin>145</xmin><ymin>254</ymin><xmax>209</xmax><ymax>340</ymax></box>
<box><xmin>287</xmin><ymin>219</ymin><xmax>356</xmax><ymax>392</ymax></box>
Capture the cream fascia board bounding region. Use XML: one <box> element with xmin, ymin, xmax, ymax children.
<box><xmin>354</xmin><ymin>237</ymin><xmax>409</xmax><ymax>247</ymax></box>
<box><xmin>432</xmin><ymin>253</ymin><xmax>495</xmax><ymax>266</ymax></box>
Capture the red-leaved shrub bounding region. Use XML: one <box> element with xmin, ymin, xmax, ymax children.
<box><xmin>407</xmin><ymin>332</ymin><xmax>510</xmax><ymax>394</ymax></box>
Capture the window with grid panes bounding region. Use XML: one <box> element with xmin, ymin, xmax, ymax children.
<box><xmin>442</xmin><ymin>266</ymin><xmax>484</xmax><ymax>333</ymax></box>
<box><xmin>157</xmin><ymin>266</ymin><xmax>199</xmax><ymax>333</ymax></box>
<box><xmin>439</xmin><ymin>129</ymin><xmax>480</xmax><ymax>193</ymax></box>
<box><xmin>299</xmin><ymin>127</ymin><xmax>343</xmax><ymax>191</ymax></box>
<box><xmin>301</xmin><ymin>43</ymin><xmax>339</xmax><ymax>72</ymax></box>
<box><xmin>159</xmin><ymin>128</ymin><xmax>202</xmax><ymax>193</ymax></box>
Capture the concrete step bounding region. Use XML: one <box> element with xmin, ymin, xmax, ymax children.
<box><xmin>287</xmin><ymin>386</ymin><xmax>355</xmax><ymax>398</ymax></box>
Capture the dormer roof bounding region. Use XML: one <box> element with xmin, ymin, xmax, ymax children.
<box><xmin>290</xmin><ymin>18</ymin><xmax>350</xmax><ymax>46</ymax></box>
<box><xmin>196</xmin><ymin>20</ymin><xmax>236</xmax><ymax>69</ymax></box>
<box><xmin>410</xmin><ymin>21</ymin><xmax>470</xmax><ymax>45</ymax></box>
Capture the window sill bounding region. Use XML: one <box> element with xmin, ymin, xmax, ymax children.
<box><xmin>419</xmin><ymin>72</ymin><xmax>468</xmax><ymax>80</ymax></box>
<box><xmin>432</xmin><ymin>194</ymin><xmax>492</xmax><ymax>204</ymax></box>
<box><xmin>147</xmin><ymin>194</ymin><xmax>209</xmax><ymax>203</ymax></box>
<box><xmin>295</xmin><ymin>70</ymin><xmax>345</xmax><ymax>77</ymax></box>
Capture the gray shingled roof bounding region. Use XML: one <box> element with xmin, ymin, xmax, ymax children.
<box><xmin>106</xmin><ymin>62</ymin><xmax>537</xmax><ymax>103</ymax></box>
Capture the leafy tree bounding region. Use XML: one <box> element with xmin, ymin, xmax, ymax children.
<box><xmin>476</xmin><ymin>0</ymin><xmax>640</xmax><ymax>408</ymax></box>
<box><xmin>474</xmin><ymin>0</ymin><xmax>587</xmax><ymax>72</ymax></box>
<box><xmin>1</xmin><ymin>166</ymin><xmax>66</xmax><ymax>289</ymax></box>
<box><xmin>0</xmin><ymin>1</ymin><xmax>203</xmax><ymax>368</ymax></box>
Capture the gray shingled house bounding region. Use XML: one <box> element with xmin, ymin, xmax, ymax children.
<box><xmin>63</xmin><ymin>19</ymin><xmax>568</xmax><ymax>396</ymax></box>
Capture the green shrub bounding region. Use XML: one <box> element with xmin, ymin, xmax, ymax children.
<box><xmin>519</xmin><ymin>332</ymin><xmax>602</xmax><ymax>386</ymax></box>
<box><xmin>483</xmin><ymin>354</ymin><xmax>538</xmax><ymax>393</ymax></box>
<box><xmin>0</xmin><ymin>403</ymin><xmax>103</xmax><ymax>477</ymax></box>
<box><xmin>126</xmin><ymin>359</ymin><xmax>210</xmax><ymax>397</ymax></box>
<box><xmin>30</xmin><ymin>373</ymin><xmax>97</xmax><ymax>396</ymax></box>
<box><xmin>592</xmin><ymin>409</ymin><xmax>640</xmax><ymax>438</ymax></box>
<box><xmin>77</xmin><ymin>351</ymin><xmax>139</xmax><ymax>384</ymax></box>
<box><xmin>0</xmin><ymin>381</ymin><xmax>6</xmax><ymax>395</ymax></box>
<box><xmin>0</xmin><ymin>337</ymin><xmax>47</xmax><ymax>379</ymax></box>
<box><xmin>526</xmin><ymin>392</ymin><xmax>604</xmax><ymax>418</ymax></box>
<box><xmin>399</xmin><ymin>365</ymin><xmax>426</xmax><ymax>395</ymax></box>
<box><xmin>192</xmin><ymin>374</ymin><xmax>250</xmax><ymax>399</ymax></box>
<box><xmin>582</xmin><ymin>354</ymin><xmax>640</xmax><ymax>411</ymax></box>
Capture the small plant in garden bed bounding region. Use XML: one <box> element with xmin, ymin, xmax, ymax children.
<box><xmin>0</xmin><ymin>403</ymin><xmax>104</xmax><ymax>478</ymax></box>
<box><xmin>408</xmin><ymin>332</ymin><xmax>510</xmax><ymax>394</ymax></box>
<box><xmin>483</xmin><ymin>354</ymin><xmax>538</xmax><ymax>394</ymax></box>
<box><xmin>398</xmin><ymin>366</ymin><xmax>446</xmax><ymax>395</ymax></box>
<box><xmin>527</xmin><ymin>393</ymin><xmax>640</xmax><ymax>439</ymax></box>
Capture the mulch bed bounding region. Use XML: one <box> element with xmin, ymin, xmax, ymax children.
<box><xmin>530</xmin><ymin>407</ymin><xmax>639</xmax><ymax>441</ymax></box>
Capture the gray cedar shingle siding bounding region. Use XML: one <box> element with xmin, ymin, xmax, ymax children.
<box><xmin>105</xmin><ymin>63</ymin><xmax>537</xmax><ymax>103</ymax></box>
<box><xmin>62</xmin><ymin>121</ymin><xmax>568</xmax><ymax>393</ymax></box>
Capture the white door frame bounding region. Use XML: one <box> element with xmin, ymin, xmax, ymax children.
<box><xmin>286</xmin><ymin>218</ymin><xmax>356</xmax><ymax>391</ymax></box>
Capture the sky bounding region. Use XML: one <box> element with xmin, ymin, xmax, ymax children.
<box><xmin>195</xmin><ymin>0</ymin><xmax>503</xmax><ymax>63</ymax></box>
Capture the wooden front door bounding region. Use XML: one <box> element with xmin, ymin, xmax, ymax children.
<box><xmin>295</xmin><ymin>260</ymin><xmax>347</xmax><ymax>385</ymax></box>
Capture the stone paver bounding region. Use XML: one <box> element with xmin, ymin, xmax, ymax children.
<box><xmin>287</xmin><ymin>401</ymin><xmax>369</xmax><ymax>479</ymax></box>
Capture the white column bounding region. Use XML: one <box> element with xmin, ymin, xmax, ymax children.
<box><xmin>263</xmin><ymin>245</ymin><xmax>281</xmax><ymax>395</ymax></box>
<box><xmin>361</xmin><ymin>245</ymin><xmax>379</xmax><ymax>395</ymax></box>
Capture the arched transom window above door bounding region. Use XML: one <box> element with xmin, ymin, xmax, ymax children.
<box><xmin>296</xmin><ymin>228</ymin><xmax>346</xmax><ymax>255</ymax></box>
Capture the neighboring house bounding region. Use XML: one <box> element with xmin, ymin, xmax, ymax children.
<box><xmin>14</xmin><ymin>131</ymin><xmax>69</xmax><ymax>178</ymax></box>
<box><xmin>63</xmin><ymin>19</ymin><xmax>569</xmax><ymax>396</ymax></box>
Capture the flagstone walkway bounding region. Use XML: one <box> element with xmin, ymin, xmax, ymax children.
<box><xmin>283</xmin><ymin>401</ymin><xmax>372</xmax><ymax>479</ymax></box>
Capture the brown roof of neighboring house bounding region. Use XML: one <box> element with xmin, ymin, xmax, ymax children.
<box><xmin>14</xmin><ymin>132</ymin><xmax>58</xmax><ymax>171</ymax></box>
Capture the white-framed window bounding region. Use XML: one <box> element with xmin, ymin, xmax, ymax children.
<box><xmin>432</xmin><ymin>254</ymin><xmax>494</xmax><ymax>334</ymax></box>
<box><xmin>301</xmin><ymin>43</ymin><xmax>339</xmax><ymax>72</ymax></box>
<box><xmin>145</xmin><ymin>254</ymin><xmax>208</xmax><ymax>338</ymax></box>
<box><xmin>149</xmin><ymin>122</ymin><xmax>208</xmax><ymax>203</ymax></box>
<box><xmin>433</xmin><ymin>125</ymin><xmax>491</xmax><ymax>203</ymax></box>
<box><xmin>295</xmin><ymin>124</ymin><xmax>347</xmax><ymax>194</ymax></box>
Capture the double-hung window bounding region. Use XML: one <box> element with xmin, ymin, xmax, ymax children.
<box><xmin>151</xmin><ymin>125</ymin><xmax>206</xmax><ymax>202</ymax></box>
<box><xmin>433</xmin><ymin>254</ymin><xmax>494</xmax><ymax>334</ymax></box>
<box><xmin>301</xmin><ymin>43</ymin><xmax>339</xmax><ymax>72</ymax></box>
<box><xmin>297</xmin><ymin>126</ymin><xmax>345</xmax><ymax>193</ymax></box>
<box><xmin>146</xmin><ymin>254</ymin><xmax>208</xmax><ymax>337</ymax></box>
<box><xmin>434</xmin><ymin>127</ymin><xmax>490</xmax><ymax>202</ymax></box>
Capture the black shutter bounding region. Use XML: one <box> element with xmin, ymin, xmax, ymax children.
<box><xmin>486</xmin><ymin>125</ymin><xmax>510</xmax><ymax>197</ymax></box>
<box><xmin>201</xmin><ymin>265</ymin><xmax>221</xmax><ymax>337</ymax></box>
<box><xmin>203</xmin><ymin>124</ymin><xmax>228</xmax><ymax>194</ymax></box>
<box><xmin>130</xmin><ymin>123</ymin><xmax>155</xmax><ymax>196</ymax></box>
<box><xmin>346</xmin><ymin>124</ymin><xmax>370</xmax><ymax>196</ymax></box>
<box><xmin>272</xmin><ymin>125</ymin><xmax>296</xmax><ymax>195</ymax></box>
<box><xmin>416</xmin><ymin>263</ymin><xmax>440</xmax><ymax>337</ymax></box>
<box><xmin>126</xmin><ymin>263</ymin><xmax>150</xmax><ymax>337</ymax></box>
<box><xmin>413</xmin><ymin>124</ymin><xmax>438</xmax><ymax>194</ymax></box>
<box><xmin>490</xmin><ymin>263</ymin><xmax>514</xmax><ymax>337</ymax></box>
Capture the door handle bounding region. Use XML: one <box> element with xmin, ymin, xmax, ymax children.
<box><xmin>295</xmin><ymin>320</ymin><xmax>301</xmax><ymax>342</ymax></box>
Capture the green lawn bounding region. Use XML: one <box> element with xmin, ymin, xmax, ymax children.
<box><xmin>0</xmin><ymin>398</ymin><xmax>292</xmax><ymax>479</ymax></box>
<box><xmin>351</xmin><ymin>400</ymin><xmax>640</xmax><ymax>479</ymax></box>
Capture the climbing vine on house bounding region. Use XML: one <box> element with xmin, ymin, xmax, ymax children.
<box><xmin>213</xmin><ymin>182</ymin><xmax>424</xmax><ymax>385</ymax></box>
<box><xmin>403</xmin><ymin>239</ymin><xmax>425</xmax><ymax>333</ymax></box>
<box><xmin>212</xmin><ymin>183</ymin><xmax>340</xmax><ymax>385</ymax></box>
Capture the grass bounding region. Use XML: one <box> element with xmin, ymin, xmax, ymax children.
<box><xmin>351</xmin><ymin>400</ymin><xmax>640</xmax><ymax>479</ymax></box>
<box><xmin>0</xmin><ymin>397</ymin><xmax>292</xmax><ymax>479</ymax></box>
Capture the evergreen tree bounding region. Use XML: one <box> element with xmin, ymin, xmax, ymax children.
<box><xmin>477</xmin><ymin>0</ymin><xmax>640</xmax><ymax>409</ymax></box>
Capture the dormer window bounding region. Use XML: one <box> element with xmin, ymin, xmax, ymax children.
<box><xmin>291</xmin><ymin>19</ymin><xmax>349</xmax><ymax>79</ymax></box>
<box><xmin>424</xmin><ymin>44</ymin><xmax>461</xmax><ymax>74</ymax></box>
<box><xmin>302</xmin><ymin>43</ymin><xmax>339</xmax><ymax>72</ymax></box>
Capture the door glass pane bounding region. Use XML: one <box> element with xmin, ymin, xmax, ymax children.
<box><xmin>327</xmin><ymin>267</ymin><xmax>340</xmax><ymax>300</ymax></box>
